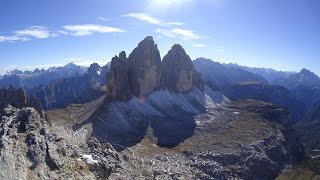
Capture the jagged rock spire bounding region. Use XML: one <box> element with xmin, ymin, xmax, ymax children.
<box><xmin>106</xmin><ymin>51</ymin><xmax>132</xmax><ymax>101</ymax></box>
<box><xmin>127</xmin><ymin>36</ymin><xmax>162</xmax><ymax>97</ymax></box>
<box><xmin>161</xmin><ymin>44</ymin><xmax>204</xmax><ymax>93</ymax></box>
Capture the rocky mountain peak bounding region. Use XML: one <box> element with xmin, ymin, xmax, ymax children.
<box><xmin>299</xmin><ymin>68</ymin><xmax>318</xmax><ymax>78</ymax></box>
<box><xmin>106</xmin><ymin>51</ymin><xmax>132</xmax><ymax>101</ymax></box>
<box><xmin>64</xmin><ymin>62</ymin><xmax>77</xmax><ymax>68</ymax></box>
<box><xmin>137</xmin><ymin>36</ymin><xmax>155</xmax><ymax>48</ymax></box>
<box><xmin>161</xmin><ymin>44</ymin><xmax>204</xmax><ymax>93</ymax></box>
<box><xmin>119</xmin><ymin>51</ymin><xmax>126</xmax><ymax>59</ymax></box>
<box><xmin>171</xmin><ymin>44</ymin><xmax>185</xmax><ymax>53</ymax></box>
<box><xmin>128</xmin><ymin>36</ymin><xmax>162</xmax><ymax>97</ymax></box>
<box><xmin>105</xmin><ymin>37</ymin><xmax>204</xmax><ymax>101</ymax></box>
<box><xmin>87</xmin><ymin>63</ymin><xmax>101</xmax><ymax>76</ymax></box>
<box><xmin>300</xmin><ymin>68</ymin><xmax>311</xmax><ymax>74</ymax></box>
<box><xmin>294</xmin><ymin>68</ymin><xmax>320</xmax><ymax>86</ymax></box>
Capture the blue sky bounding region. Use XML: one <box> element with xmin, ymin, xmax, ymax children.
<box><xmin>0</xmin><ymin>0</ymin><xmax>319</xmax><ymax>75</ymax></box>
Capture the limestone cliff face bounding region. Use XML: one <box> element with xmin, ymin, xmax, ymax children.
<box><xmin>106</xmin><ymin>51</ymin><xmax>132</xmax><ymax>101</ymax></box>
<box><xmin>127</xmin><ymin>36</ymin><xmax>162</xmax><ymax>97</ymax></box>
<box><xmin>161</xmin><ymin>44</ymin><xmax>203</xmax><ymax>93</ymax></box>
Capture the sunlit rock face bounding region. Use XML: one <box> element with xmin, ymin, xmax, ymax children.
<box><xmin>127</xmin><ymin>36</ymin><xmax>162</xmax><ymax>97</ymax></box>
<box><xmin>161</xmin><ymin>44</ymin><xmax>203</xmax><ymax>93</ymax></box>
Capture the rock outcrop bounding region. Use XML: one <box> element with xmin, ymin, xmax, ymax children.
<box><xmin>0</xmin><ymin>105</ymin><xmax>125</xmax><ymax>180</ymax></box>
<box><xmin>0</xmin><ymin>86</ymin><xmax>44</xmax><ymax>118</ymax></box>
<box><xmin>0</xmin><ymin>86</ymin><xmax>27</xmax><ymax>109</ymax></box>
<box><xmin>28</xmin><ymin>97</ymin><xmax>45</xmax><ymax>118</ymax></box>
<box><xmin>106</xmin><ymin>51</ymin><xmax>132</xmax><ymax>101</ymax></box>
<box><xmin>161</xmin><ymin>44</ymin><xmax>203</xmax><ymax>93</ymax></box>
<box><xmin>128</xmin><ymin>36</ymin><xmax>162</xmax><ymax>97</ymax></box>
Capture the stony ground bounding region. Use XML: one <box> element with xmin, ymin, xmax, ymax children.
<box><xmin>46</xmin><ymin>99</ymin><xmax>289</xmax><ymax>179</ymax></box>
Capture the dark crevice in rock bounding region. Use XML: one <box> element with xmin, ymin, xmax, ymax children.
<box><xmin>45</xmin><ymin>142</ymin><xmax>59</xmax><ymax>171</ymax></box>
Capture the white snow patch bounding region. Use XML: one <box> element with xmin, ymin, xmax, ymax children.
<box><xmin>82</xmin><ymin>154</ymin><xmax>98</xmax><ymax>165</ymax></box>
<box><xmin>195</xmin><ymin>120</ymin><xmax>201</xmax><ymax>126</ymax></box>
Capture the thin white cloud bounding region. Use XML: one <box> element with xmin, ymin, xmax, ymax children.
<box><xmin>62</xmin><ymin>24</ymin><xmax>125</xmax><ymax>36</ymax></box>
<box><xmin>57</xmin><ymin>30</ymin><xmax>69</xmax><ymax>35</ymax></box>
<box><xmin>192</xmin><ymin>43</ymin><xmax>207</xmax><ymax>48</ymax></box>
<box><xmin>156</xmin><ymin>28</ymin><xmax>201</xmax><ymax>41</ymax></box>
<box><xmin>123</xmin><ymin>13</ymin><xmax>162</xmax><ymax>25</ymax></box>
<box><xmin>0</xmin><ymin>24</ymin><xmax>125</xmax><ymax>43</ymax></box>
<box><xmin>123</xmin><ymin>13</ymin><xmax>184</xmax><ymax>26</ymax></box>
<box><xmin>0</xmin><ymin>35</ymin><xmax>30</xmax><ymax>42</ymax></box>
<box><xmin>97</xmin><ymin>17</ymin><xmax>111</xmax><ymax>22</ymax></box>
<box><xmin>0</xmin><ymin>26</ymin><xmax>56</xmax><ymax>43</ymax></box>
<box><xmin>167</xmin><ymin>22</ymin><xmax>184</xmax><ymax>26</ymax></box>
<box><xmin>14</xmin><ymin>26</ymin><xmax>56</xmax><ymax>39</ymax></box>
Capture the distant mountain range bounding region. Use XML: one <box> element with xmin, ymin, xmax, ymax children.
<box><xmin>273</xmin><ymin>68</ymin><xmax>320</xmax><ymax>89</ymax></box>
<box><xmin>227</xmin><ymin>63</ymin><xmax>320</xmax><ymax>89</ymax></box>
<box><xmin>0</xmin><ymin>63</ymin><xmax>87</xmax><ymax>89</ymax></box>
<box><xmin>194</xmin><ymin>58</ymin><xmax>320</xmax><ymax>124</ymax></box>
<box><xmin>29</xmin><ymin>63</ymin><xmax>110</xmax><ymax>109</ymax></box>
<box><xmin>226</xmin><ymin>63</ymin><xmax>294</xmax><ymax>82</ymax></box>
<box><xmin>193</xmin><ymin>58</ymin><xmax>268</xmax><ymax>89</ymax></box>
<box><xmin>0</xmin><ymin>62</ymin><xmax>110</xmax><ymax>109</ymax></box>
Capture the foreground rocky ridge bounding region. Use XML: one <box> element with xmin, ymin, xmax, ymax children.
<box><xmin>0</xmin><ymin>105</ymin><xmax>128</xmax><ymax>180</ymax></box>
